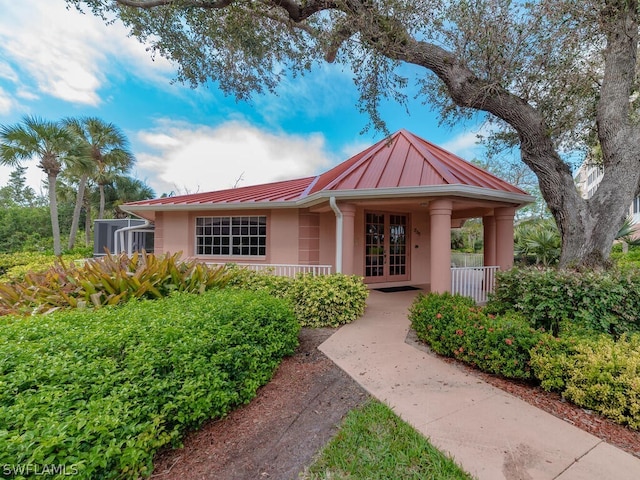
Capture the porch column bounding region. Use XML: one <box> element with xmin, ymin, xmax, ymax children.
<box><xmin>341</xmin><ymin>203</ymin><xmax>357</xmax><ymax>275</ymax></box>
<box><xmin>495</xmin><ymin>207</ymin><xmax>517</xmax><ymax>270</ymax></box>
<box><xmin>483</xmin><ymin>214</ymin><xmax>496</xmax><ymax>266</ymax></box>
<box><xmin>430</xmin><ymin>199</ymin><xmax>452</xmax><ymax>293</ymax></box>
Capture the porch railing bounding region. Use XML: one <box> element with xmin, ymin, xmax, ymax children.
<box><xmin>451</xmin><ymin>252</ymin><xmax>484</xmax><ymax>268</ymax></box>
<box><xmin>207</xmin><ymin>263</ymin><xmax>332</xmax><ymax>277</ymax></box>
<box><xmin>451</xmin><ymin>266</ymin><xmax>499</xmax><ymax>304</ymax></box>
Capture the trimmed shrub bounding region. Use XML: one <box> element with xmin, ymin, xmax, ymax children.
<box><xmin>531</xmin><ymin>334</ymin><xmax>640</xmax><ymax>429</ymax></box>
<box><xmin>289</xmin><ymin>274</ymin><xmax>369</xmax><ymax>327</ymax></box>
<box><xmin>0</xmin><ymin>251</ymin><xmax>231</xmax><ymax>316</ymax></box>
<box><xmin>225</xmin><ymin>265</ymin><xmax>294</xmax><ymax>300</ymax></box>
<box><xmin>410</xmin><ymin>292</ymin><xmax>543</xmax><ymax>379</ymax></box>
<box><xmin>0</xmin><ymin>248</ymin><xmax>92</xmax><ymax>282</ymax></box>
<box><xmin>487</xmin><ymin>267</ymin><xmax>640</xmax><ymax>338</ymax></box>
<box><xmin>0</xmin><ymin>289</ymin><xmax>299</xmax><ymax>478</ymax></box>
<box><xmin>227</xmin><ymin>269</ymin><xmax>369</xmax><ymax>328</ymax></box>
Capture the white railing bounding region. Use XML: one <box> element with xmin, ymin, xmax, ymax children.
<box><xmin>451</xmin><ymin>252</ymin><xmax>484</xmax><ymax>267</ymax></box>
<box><xmin>207</xmin><ymin>263</ymin><xmax>332</xmax><ymax>277</ymax></box>
<box><xmin>451</xmin><ymin>266</ymin><xmax>499</xmax><ymax>304</ymax></box>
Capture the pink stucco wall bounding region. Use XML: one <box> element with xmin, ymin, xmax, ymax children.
<box><xmin>149</xmin><ymin>199</ymin><xmax>515</xmax><ymax>287</ymax></box>
<box><xmin>318</xmin><ymin>212</ymin><xmax>336</xmax><ymax>270</ymax></box>
<box><xmin>160</xmin><ymin>211</ymin><xmax>191</xmax><ymax>256</ymax></box>
<box><xmin>155</xmin><ymin>209</ymin><xmax>301</xmax><ymax>265</ymax></box>
<box><xmin>268</xmin><ymin>209</ymin><xmax>299</xmax><ymax>264</ymax></box>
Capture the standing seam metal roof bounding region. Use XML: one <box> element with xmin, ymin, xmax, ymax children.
<box><xmin>125</xmin><ymin>129</ymin><xmax>527</xmax><ymax>208</ymax></box>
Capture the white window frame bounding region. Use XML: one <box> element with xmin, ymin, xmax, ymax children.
<box><xmin>195</xmin><ymin>216</ymin><xmax>267</xmax><ymax>257</ymax></box>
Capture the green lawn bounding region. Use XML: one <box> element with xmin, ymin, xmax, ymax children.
<box><xmin>302</xmin><ymin>400</ymin><xmax>473</xmax><ymax>480</ymax></box>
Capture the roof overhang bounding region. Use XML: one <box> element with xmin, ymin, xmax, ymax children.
<box><xmin>120</xmin><ymin>184</ymin><xmax>534</xmax><ymax>219</ymax></box>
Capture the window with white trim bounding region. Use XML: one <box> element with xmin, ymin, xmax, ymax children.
<box><xmin>196</xmin><ymin>216</ymin><xmax>266</xmax><ymax>256</ymax></box>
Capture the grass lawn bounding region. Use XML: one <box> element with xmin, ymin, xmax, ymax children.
<box><xmin>302</xmin><ymin>400</ymin><xmax>473</xmax><ymax>480</ymax></box>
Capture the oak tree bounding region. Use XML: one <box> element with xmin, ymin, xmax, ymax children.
<box><xmin>69</xmin><ymin>0</ymin><xmax>640</xmax><ymax>268</ymax></box>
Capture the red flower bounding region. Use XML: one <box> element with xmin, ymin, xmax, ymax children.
<box><xmin>455</xmin><ymin>329</ymin><xmax>464</xmax><ymax>336</ymax></box>
<box><xmin>505</xmin><ymin>338</ymin><xmax>513</xmax><ymax>345</ymax></box>
<box><xmin>436</xmin><ymin>313</ymin><xmax>442</xmax><ymax>319</ymax></box>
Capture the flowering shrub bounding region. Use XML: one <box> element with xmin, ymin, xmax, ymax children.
<box><xmin>531</xmin><ymin>334</ymin><xmax>640</xmax><ymax>429</ymax></box>
<box><xmin>410</xmin><ymin>292</ymin><xmax>544</xmax><ymax>379</ymax></box>
<box><xmin>487</xmin><ymin>267</ymin><xmax>640</xmax><ymax>338</ymax></box>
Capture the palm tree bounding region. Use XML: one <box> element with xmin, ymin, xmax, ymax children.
<box><xmin>615</xmin><ymin>216</ymin><xmax>640</xmax><ymax>251</ymax></box>
<box><xmin>106</xmin><ymin>175</ymin><xmax>155</xmax><ymax>218</ymax></box>
<box><xmin>515</xmin><ymin>219</ymin><xmax>561</xmax><ymax>266</ymax></box>
<box><xmin>64</xmin><ymin>117</ymin><xmax>134</xmax><ymax>230</ymax></box>
<box><xmin>0</xmin><ymin>116</ymin><xmax>73</xmax><ymax>255</ymax></box>
<box><xmin>59</xmin><ymin>142</ymin><xmax>95</xmax><ymax>250</ymax></box>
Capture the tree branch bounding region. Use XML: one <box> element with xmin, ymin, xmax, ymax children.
<box><xmin>115</xmin><ymin>0</ymin><xmax>232</xmax><ymax>7</ymax></box>
<box><xmin>115</xmin><ymin>0</ymin><xmax>339</xmax><ymax>20</ymax></box>
<box><xmin>597</xmin><ymin>0</ymin><xmax>640</xmax><ymax>152</ymax></box>
<box><xmin>271</xmin><ymin>0</ymin><xmax>339</xmax><ymax>23</ymax></box>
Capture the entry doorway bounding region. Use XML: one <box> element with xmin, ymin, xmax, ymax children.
<box><xmin>364</xmin><ymin>212</ymin><xmax>410</xmax><ymax>283</ymax></box>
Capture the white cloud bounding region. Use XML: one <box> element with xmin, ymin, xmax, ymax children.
<box><xmin>135</xmin><ymin>120</ymin><xmax>335</xmax><ymax>196</ymax></box>
<box><xmin>0</xmin><ymin>0</ymin><xmax>174</xmax><ymax>106</ymax></box>
<box><xmin>0</xmin><ymin>61</ymin><xmax>18</xmax><ymax>82</ymax></box>
<box><xmin>439</xmin><ymin>124</ymin><xmax>495</xmax><ymax>160</ymax></box>
<box><xmin>440</xmin><ymin>131</ymin><xmax>481</xmax><ymax>157</ymax></box>
<box><xmin>0</xmin><ymin>86</ymin><xmax>14</xmax><ymax>115</ymax></box>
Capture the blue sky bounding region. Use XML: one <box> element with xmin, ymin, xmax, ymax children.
<box><xmin>0</xmin><ymin>0</ymin><xmax>488</xmax><ymax>197</ymax></box>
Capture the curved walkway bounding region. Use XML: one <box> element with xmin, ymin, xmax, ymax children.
<box><xmin>319</xmin><ymin>290</ymin><xmax>640</xmax><ymax>480</ymax></box>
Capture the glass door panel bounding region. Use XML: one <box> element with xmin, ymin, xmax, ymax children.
<box><xmin>365</xmin><ymin>213</ymin><xmax>385</xmax><ymax>278</ymax></box>
<box><xmin>364</xmin><ymin>212</ymin><xmax>409</xmax><ymax>282</ymax></box>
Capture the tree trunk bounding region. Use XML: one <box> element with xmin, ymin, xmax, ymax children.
<box><xmin>68</xmin><ymin>174</ymin><xmax>88</xmax><ymax>250</ymax></box>
<box><xmin>99</xmin><ymin>183</ymin><xmax>106</xmax><ymax>219</ymax></box>
<box><xmin>85</xmin><ymin>198</ymin><xmax>92</xmax><ymax>246</ymax></box>
<box><xmin>48</xmin><ymin>173</ymin><xmax>62</xmax><ymax>256</ymax></box>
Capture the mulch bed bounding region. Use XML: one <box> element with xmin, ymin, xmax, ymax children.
<box><xmin>152</xmin><ymin>326</ymin><xmax>640</xmax><ymax>480</ymax></box>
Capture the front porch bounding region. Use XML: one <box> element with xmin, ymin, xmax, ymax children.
<box><xmin>208</xmin><ymin>261</ymin><xmax>498</xmax><ymax>304</ymax></box>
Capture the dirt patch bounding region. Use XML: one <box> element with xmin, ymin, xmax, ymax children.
<box><xmin>151</xmin><ymin>328</ymin><xmax>369</xmax><ymax>480</ymax></box>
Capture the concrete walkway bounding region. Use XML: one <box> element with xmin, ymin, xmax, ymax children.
<box><xmin>319</xmin><ymin>290</ymin><xmax>640</xmax><ymax>480</ymax></box>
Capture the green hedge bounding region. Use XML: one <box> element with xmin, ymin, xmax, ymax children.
<box><xmin>411</xmin><ymin>292</ymin><xmax>640</xmax><ymax>429</ymax></box>
<box><xmin>0</xmin><ymin>289</ymin><xmax>299</xmax><ymax>479</ymax></box>
<box><xmin>227</xmin><ymin>269</ymin><xmax>369</xmax><ymax>327</ymax></box>
<box><xmin>531</xmin><ymin>334</ymin><xmax>640</xmax><ymax>429</ymax></box>
<box><xmin>409</xmin><ymin>292</ymin><xmax>543</xmax><ymax>379</ymax></box>
<box><xmin>487</xmin><ymin>267</ymin><xmax>640</xmax><ymax>337</ymax></box>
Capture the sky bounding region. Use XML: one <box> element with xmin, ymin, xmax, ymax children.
<box><xmin>0</xmin><ymin>0</ymin><xmax>489</xmax><ymax>198</ymax></box>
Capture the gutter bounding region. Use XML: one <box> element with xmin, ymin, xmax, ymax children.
<box><xmin>119</xmin><ymin>185</ymin><xmax>535</xmax><ymax>215</ymax></box>
<box><xmin>329</xmin><ymin>196</ymin><xmax>343</xmax><ymax>274</ymax></box>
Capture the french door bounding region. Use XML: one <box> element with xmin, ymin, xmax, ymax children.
<box><xmin>364</xmin><ymin>212</ymin><xmax>409</xmax><ymax>283</ymax></box>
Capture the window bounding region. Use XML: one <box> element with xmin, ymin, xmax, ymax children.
<box><xmin>196</xmin><ymin>216</ymin><xmax>266</xmax><ymax>256</ymax></box>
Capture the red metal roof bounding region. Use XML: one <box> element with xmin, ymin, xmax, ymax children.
<box><xmin>309</xmin><ymin>129</ymin><xmax>526</xmax><ymax>194</ymax></box>
<box><xmin>124</xmin><ymin>129</ymin><xmax>528</xmax><ymax>209</ymax></box>
<box><xmin>125</xmin><ymin>176</ymin><xmax>315</xmax><ymax>207</ymax></box>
